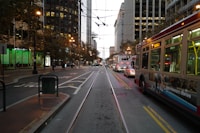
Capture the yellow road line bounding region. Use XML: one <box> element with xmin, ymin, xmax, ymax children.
<box><xmin>113</xmin><ymin>73</ymin><xmax>131</xmax><ymax>89</ymax></box>
<box><xmin>147</xmin><ymin>106</ymin><xmax>177</xmax><ymax>133</ymax></box>
<box><xmin>143</xmin><ymin>106</ymin><xmax>177</xmax><ymax>133</ymax></box>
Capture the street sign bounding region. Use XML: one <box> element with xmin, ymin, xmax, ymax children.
<box><xmin>0</xmin><ymin>44</ymin><xmax>7</xmax><ymax>54</ymax></box>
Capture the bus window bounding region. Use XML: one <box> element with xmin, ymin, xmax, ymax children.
<box><xmin>172</xmin><ymin>34</ymin><xmax>182</xmax><ymax>44</ymax></box>
<box><xmin>187</xmin><ymin>40</ymin><xmax>200</xmax><ymax>75</ymax></box>
<box><xmin>165</xmin><ymin>38</ymin><xmax>171</xmax><ymax>45</ymax></box>
<box><xmin>150</xmin><ymin>49</ymin><xmax>160</xmax><ymax>71</ymax></box>
<box><xmin>190</xmin><ymin>28</ymin><xmax>200</xmax><ymax>39</ymax></box>
<box><xmin>164</xmin><ymin>45</ymin><xmax>181</xmax><ymax>73</ymax></box>
<box><xmin>142</xmin><ymin>53</ymin><xmax>148</xmax><ymax>69</ymax></box>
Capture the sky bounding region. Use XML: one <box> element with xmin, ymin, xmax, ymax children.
<box><xmin>92</xmin><ymin>0</ymin><xmax>124</xmax><ymax>59</ymax></box>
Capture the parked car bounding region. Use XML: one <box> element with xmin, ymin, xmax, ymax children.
<box><xmin>124</xmin><ymin>65</ymin><xmax>135</xmax><ymax>77</ymax></box>
<box><xmin>111</xmin><ymin>64</ymin><xmax>116</xmax><ymax>70</ymax></box>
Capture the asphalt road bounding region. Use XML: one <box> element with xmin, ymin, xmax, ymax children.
<box><xmin>42</xmin><ymin>66</ymin><xmax>200</xmax><ymax>133</ymax></box>
<box><xmin>1</xmin><ymin>66</ymin><xmax>200</xmax><ymax>132</ymax></box>
<box><xmin>110</xmin><ymin>70</ymin><xmax>200</xmax><ymax>133</ymax></box>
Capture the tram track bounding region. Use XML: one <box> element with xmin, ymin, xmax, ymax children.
<box><xmin>65</xmin><ymin>67</ymin><xmax>129</xmax><ymax>133</ymax></box>
<box><xmin>106</xmin><ymin>69</ymin><xmax>130</xmax><ymax>133</ymax></box>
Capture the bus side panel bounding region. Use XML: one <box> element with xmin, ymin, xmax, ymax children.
<box><xmin>136</xmin><ymin>70</ymin><xmax>198</xmax><ymax>113</ymax></box>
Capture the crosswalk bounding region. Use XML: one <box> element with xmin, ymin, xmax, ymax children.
<box><xmin>14</xmin><ymin>76</ymin><xmax>72</xmax><ymax>88</ymax></box>
<box><xmin>13</xmin><ymin>71</ymin><xmax>94</xmax><ymax>95</ymax></box>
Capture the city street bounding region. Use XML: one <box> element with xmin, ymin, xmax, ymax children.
<box><xmin>41</xmin><ymin>66</ymin><xmax>200</xmax><ymax>133</ymax></box>
<box><xmin>0</xmin><ymin>66</ymin><xmax>200</xmax><ymax>132</ymax></box>
<box><xmin>1</xmin><ymin>1</ymin><xmax>200</xmax><ymax>133</ymax></box>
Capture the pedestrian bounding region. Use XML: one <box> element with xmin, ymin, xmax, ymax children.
<box><xmin>71</xmin><ymin>62</ymin><xmax>74</xmax><ymax>68</ymax></box>
<box><xmin>52</xmin><ymin>62</ymin><xmax>55</xmax><ymax>71</ymax></box>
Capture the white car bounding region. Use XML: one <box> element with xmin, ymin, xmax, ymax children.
<box><xmin>115</xmin><ymin>63</ymin><xmax>127</xmax><ymax>72</ymax></box>
<box><xmin>124</xmin><ymin>65</ymin><xmax>135</xmax><ymax>77</ymax></box>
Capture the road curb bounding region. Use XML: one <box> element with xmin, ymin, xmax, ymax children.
<box><xmin>24</xmin><ymin>93</ymin><xmax>70</xmax><ymax>133</ymax></box>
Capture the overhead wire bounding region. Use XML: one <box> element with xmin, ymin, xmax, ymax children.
<box><xmin>81</xmin><ymin>1</ymin><xmax>135</xmax><ymax>27</ymax></box>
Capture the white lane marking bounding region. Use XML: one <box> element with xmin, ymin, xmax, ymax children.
<box><xmin>58</xmin><ymin>71</ymin><xmax>91</xmax><ymax>86</ymax></box>
<box><xmin>73</xmin><ymin>72</ymin><xmax>94</xmax><ymax>94</ymax></box>
<box><xmin>13</xmin><ymin>71</ymin><xmax>93</xmax><ymax>95</ymax></box>
<box><xmin>59</xmin><ymin>86</ymin><xmax>78</xmax><ymax>89</ymax></box>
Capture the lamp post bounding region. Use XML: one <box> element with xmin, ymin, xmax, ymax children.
<box><xmin>32</xmin><ymin>10</ymin><xmax>42</xmax><ymax>74</ymax></box>
<box><xmin>69</xmin><ymin>36</ymin><xmax>75</xmax><ymax>62</ymax></box>
<box><xmin>196</xmin><ymin>4</ymin><xmax>200</xmax><ymax>10</ymax></box>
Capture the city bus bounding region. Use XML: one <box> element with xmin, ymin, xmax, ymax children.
<box><xmin>134</xmin><ymin>11</ymin><xmax>200</xmax><ymax>121</ymax></box>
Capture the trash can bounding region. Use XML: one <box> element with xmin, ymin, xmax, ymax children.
<box><xmin>38</xmin><ymin>74</ymin><xmax>59</xmax><ymax>97</ymax></box>
<box><xmin>42</xmin><ymin>77</ymin><xmax>56</xmax><ymax>94</ymax></box>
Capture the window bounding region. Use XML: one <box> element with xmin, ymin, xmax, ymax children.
<box><xmin>56</xmin><ymin>12</ymin><xmax>59</xmax><ymax>17</ymax></box>
<box><xmin>51</xmin><ymin>11</ymin><xmax>55</xmax><ymax>17</ymax></box>
<box><xmin>190</xmin><ymin>28</ymin><xmax>200</xmax><ymax>39</ymax></box>
<box><xmin>60</xmin><ymin>12</ymin><xmax>64</xmax><ymax>18</ymax></box>
<box><xmin>165</xmin><ymin>38</ymin><xmax>171</xmax><ymax>45</ymax></box>
<box><xmin>187</xmin><ymin>29</ymin><xmax>200</xmax><ymax>75</ymax></box>
<box><xmin>142</xmin><ymin>53</ymin><xmax>148</xmax><ymax>69</ymax></box>
<box><xmin>172</xmin><ymin>34</ymin><xmax>182</xmax><ymax>44</ymax></box>
<box><xmin>46</xmin><ymin>12</ymin><xmax>50</xmax><ymax>17</ymax></box>
<box><xmin>164</xmin><ymin>45</ymin><xmax>181</xmax><ymax>73</ymax></box>
<box><xmin>150</xmin><ymin>49</ymin><xmax>160</xmax><ymax>71</ymax></box>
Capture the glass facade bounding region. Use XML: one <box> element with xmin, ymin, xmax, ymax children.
<box><xmin>134</xmin><ymin>0</ymin><xmax>165</xmax><ymax>40</ymax></box>
<box><xmin>44</xmin><ymin>0</ymin><xmax>79</xmax><ymax>37</ymax></box>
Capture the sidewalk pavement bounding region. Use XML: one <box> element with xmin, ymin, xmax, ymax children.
<box><xmin>0</xmin><ymin>67</ymin><xmax>70</xmax><ymax>133</ymax></box>
<box><xmin>1</xmin><ymin>67</ymin><xmax>57</xmax><ymax>85</ymax></box>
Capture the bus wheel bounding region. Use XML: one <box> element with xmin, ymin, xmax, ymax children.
<box><xmin>140</xmin><ymin>80</ymin><xmax>146</xmax><ymax>94</ymax></box>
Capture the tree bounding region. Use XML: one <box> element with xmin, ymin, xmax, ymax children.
<box><xmin>0</xmin><ymin>0</ymin><xmax>42</xmax><ymax>44</ymax></box>
<box><xmin>0</xmin><ymin>0</ymin><xmax>15</xmax><ymax>36</ymax></box>
<box><xmin>120</xmin><ymin>40</ymin><xmax>136</xmax><ymax>55</ymax></box>
<box><xmin>40</xmin><ymin>30</ymin><xmax>68</xmax><ymax>63</ymax></box>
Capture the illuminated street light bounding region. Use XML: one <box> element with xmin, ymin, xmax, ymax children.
<box><xmin>32</xmin><ymin>10</ymin><xmax>42</xmax><ymax>74</ymax></box>
<box><xmin>195</xmin><ymin>4</ymin><xmax>200</xmax><ymax>11</ymax></box>
<box><xmin>69</xmin><ymin>37</ymin><xmax>75</xmax><ymax>43</ymax></box>
<box><xmin>36</xmin><ymin>10</ymin><xmax>42</xmax><ymax>16</ymax></box>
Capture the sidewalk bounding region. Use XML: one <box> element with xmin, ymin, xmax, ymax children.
<box><xmin>0</xmin><ymin>67</ymin><xmax>56</xmax><ymax>85</ymax></box>
<box><xmin>1</xmin><ymin>65</ymin><xmax>86</xmax><ymax>85</ymax></box>
<box><xmin>0</xmin><ymin>67</ymin><xmax>70</xmax><ymax>133</ymax></box>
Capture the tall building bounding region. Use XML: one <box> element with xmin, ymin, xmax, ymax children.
<box><xmin>42</xmin><ymin>0</ymin><xmax>92</xmax><ymax>46</ymax></box>
<box><xmin>0</xmin><ymin>0</ymin><xmax>94</xmax><ymax>68</ymax></box>
<box><xmin>80</xmin><ymin>0</ymin><xmax>92</xmax><ymax>46</ymax></box>
<box><xmin>43</xmin><ymin>0</ymin><xmax>79</xmax><ymax>39</ymax></box>
<box><xmin>86</xmin><ymin>0</ymin><xmax>92</xmax><ymax>47</ymax></box>
<box><xmin>121</xmin><ymin>0</ymin><xmax>165</xmax><ymax>44</ymax></box>
<box><xmin>80</xmin><ymin>0</ymin><xmax>87</xmax><ymax>45</ymax></box>
<box><xmin>166</xmin><ymin>0</ymin><xmax>200</xmax><ymax>24</ymax></box>
<box><xmin>114</xmin><ymin>0</ymin><xmax>200</xmax><ymax>56</ymax></box>
<box><xmin>114</xmin><ymin>2</ymin><xmax>125</xmax><ymax>53</ymax></box>
<box><xmin>109</xmin><ymin>46</ymin><xmax>115</xmax><ymax>56</ymax></box>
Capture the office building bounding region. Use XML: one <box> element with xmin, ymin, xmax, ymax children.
<box><xmin>166</xmin><ymin>0</ymin><xmax>200</xmax><ymax>24</ymax></box>
<box><xmin>124</xmin><ymin>0</ymin><xmax>165</xmax><ymax>43</ymax></box>
<box><xmin>43</xmin><ymin>0</ymin><xmax>78</xmax><ymax>39</ymax></box>
<box><xmin>114</xmin><ymin>0</ymin><xmax>165</xmax><ymax>54</ymax></box>
<box><xmin>114</xmin><ymin>2</ymin><xmax>125</xmax><ymax>53</ymax></box>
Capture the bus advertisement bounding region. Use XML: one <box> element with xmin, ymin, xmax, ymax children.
<box><xmin>134</xmin><ymin>11</ymin><xmax>200</xmax><ymax>123</ymax></box>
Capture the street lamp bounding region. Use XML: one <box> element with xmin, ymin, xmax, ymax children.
<box><xmin>32</xmin><ymin>10</ymin><xmax>42</xmax><ymax>74</ymax></box>
<box><xmin>195</xmin><ymin>4</ymin><xmax>200</xmax><ymax>11</ymax></box>
<box><xmin>193</xmin><ymin>4</ymin><xmax>200</xmax><ymax>12</ymax></box>
<box><xmin>68</xmin><ymin>36</ymin><xmax>75</xmax><ymax>61</ymax></box>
